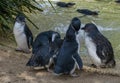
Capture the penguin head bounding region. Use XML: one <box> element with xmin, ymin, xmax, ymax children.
<box><xmin>70</xmin><ymin>17</ymin><xmax>81</xmax><ymax>32</ymax></box>
<box><xmin>67</xmin><ymin>2</ymin><xmax>75</xmax><ymax>7</ymax></box>
<box><xmin>15</xmin><ymin>14</ymin><xmax>25</xmax><ymax>24</ymax></box>
<box><xmin>81</xmin><ymin>23</ymin><xmax>99</xmax><ymax>33</ymax></box>
<box><xmin>93</xmin><ymin>11</ymin><xmax>99</xmax><ymax>15</ymax></box>
<box><xmin>65</xmin><ymin>17</ymin><xmax>81</xmax><ymax>41</ymax></box>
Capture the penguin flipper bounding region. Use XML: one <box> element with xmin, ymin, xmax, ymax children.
<box><xmin>96</xmin><ymin>41</ymin><xmax>114</xmax><ymax>63</ymax></box>
<box><xmin>73</xmin><ymin>53</ymin><xmax>83</xmax><ymax>69</ymax></box>
<box><xmin>24</xmin><ymin>25</ymin><xmax>33</xmax><ymax>49</ymax></box>
<box><xmin>37</xmin><ymin>44</ymin><xmax>50</xmax><ymax>66</ymax></box>
<box><xmin>96</xmin><ymin>44</ymin><xmax>106</xmax><ymax>60</ymax></box>
<box><xmin>26</xmin><ymin>42</ymin><xmax>50</xmax><ymax>67</ymax></box>
<box><xmin>89</xmin><ymin>31</ymin><xmax>114</xmax><ymax>65</ymax></box>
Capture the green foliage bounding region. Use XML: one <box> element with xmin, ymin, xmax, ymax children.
<box><xmin>0</xmin><ymin>0</ymin><xmax>43</xmax><ymax>34</ymax></box>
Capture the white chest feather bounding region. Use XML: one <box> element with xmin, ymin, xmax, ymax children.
<box><xmin>13</xmin><ymin>22</ymin><xmax>28</xmax><ymax>50</ymax></box>
<box><xmin>13</xmin><ymin>22</ymin><xmax>25</xmax><ymax>35</ymax></box>
<box><xmin>85</xmin><ymin>33</ymin><xmax>101</xmax><ymax>66</ymax></box>
<box><xmin>52</xmin><ymin>33</ymin><xmax>57</xmax><ymax>42</ymax></box>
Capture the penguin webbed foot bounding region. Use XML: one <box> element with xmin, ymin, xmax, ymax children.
<box><xmin>33</xmin><ymin>66</ymin><xmax>44</xmax><ymax>70</ymax></box>
<box><xmin>23</xmin><ymin>49</ymin><xmax>31</xmax><ymax>54</ymax></box>
<box><xmin>15</xmin><ymin>48</ymin><xmax>31</xmax><ymax>54</ymax></box>
<box><xmin>90</xmin><ymin>63</ymin><xmax>107</xmax><ymax>68</ymax></box>
<box><xmin>90</xmin><ymin>64</ymin><xmax>97</xmax><ymax>68</ymax></box>
<box><xmin>70</xmin><ymin>73</ymin><xmax>79</xmax><ymax>77</ymax></box>
<box><xmin>106</xmin><ymin>59</ymin><xmax>116</xmax><ymax>68</ymax></box>
<box><xmin>15</xmin><ymin>48</ymin><xmax>23</xmax><ymax>52</ymax></box>
<box><xmin>47</xmin><ymin>68</ymin><xmax>53</xmax><ymax>73</ymax></box>
<box><xmin>23</xmin><ymin>50</ymin><xmax>31</xmax><ymax>54</ymax></box>
<box><xmin>100</xmin><ymin>63</ymin><xmax>106</xmax><ymax>68</ymax></box>
<box><xmin>44</xmin><ymin>65</ymin><xmax>53</xmax><ymax>73</ymax></box>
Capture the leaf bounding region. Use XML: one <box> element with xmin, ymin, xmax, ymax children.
<box><xmin>48</xmin><ymin>0</ymin><xmax>57</xmax><ymax>13</ymax></box>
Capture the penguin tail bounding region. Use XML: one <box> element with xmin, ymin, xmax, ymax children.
<box><xmin>26</xmin><ymin>54</ymin><xmax>40</xmax><ymax>67</ymax></box>
<box><xmin>26</xmin><ymin>59</ymin><xmax>40</xmax><ymax>67</ymax></box>
<box><xmin>106</xmin><ymin>59</ymin><xmax>116</xmax><ymax>68</ymax></box>
<box><xmin>54</xmin><ymin>65</ymin><xmax>63</xmax><ymax>76</ymax></box>
<box><xmin>26</xmin><ymin>60</ymin><xmax>32</xmax><ymax>66</ymax></box>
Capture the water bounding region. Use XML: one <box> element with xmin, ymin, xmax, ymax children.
<box><xmin>28</xmin><ymin>0</ymin><xmax>120</xmax><ymax>59</ymax></box>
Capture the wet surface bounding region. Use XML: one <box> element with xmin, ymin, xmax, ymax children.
<box><xmin>28</xmin><ymin>0</ymin><xmax>120</xmax><ymax>59</ymax></box>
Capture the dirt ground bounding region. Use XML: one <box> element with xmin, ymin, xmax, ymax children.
<box><xmin>0</xmin><ymin>45</ymin><xmax>120</xmax><ymax>83</ymax></box>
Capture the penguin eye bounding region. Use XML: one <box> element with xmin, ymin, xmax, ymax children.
<box><xmin>56</xmin><ymin>35</ymin><xmax>60</xmax><ymax>39</ymax></box>
<box><xmin>81</xmin><ymin>27</ymin><xmax>86</xmax><ymax>30</ymax></box>
<box><xmin>16</xmin><ymin>18</ymin><xmax>19</xmax><ymax>21</ymax></box>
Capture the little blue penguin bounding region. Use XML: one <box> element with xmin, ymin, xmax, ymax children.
<box><xmin>82</xmin><ymin>23</ymin><xmax>116</xmax><ymax>68</ymax></box>
<box><xmin>56</xmin><ymin>2</ymin><xmax>75</xmax><ymax>8</ymax></box>
<box><xmin>115</xmin><ymin>0</ymin><xmax>120</xmax><ymax>3</ymax></box>
<box><xmin>76</xmin><ymin>9</ymin><xmax>99</xmax><ymax>16</ymax></box>
<box><xmin>26</xmin><ymin>30</ymin><xmax>62</xmax><ymax>71</ymax></box>
<box><xmin>13</xmin><ymin>15</ymin><xmax>33</xmax><ymax>53</ymax></box>
<box><xmin>54</xmin><ymin>17</ymin><xmax>83</xmax><ymax>76</ymax></box>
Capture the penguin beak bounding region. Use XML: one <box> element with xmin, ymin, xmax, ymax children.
<box><xmin>81</xmin><ymin>27</ymin><xmax>85</xmax><ymax>30</ymax></box>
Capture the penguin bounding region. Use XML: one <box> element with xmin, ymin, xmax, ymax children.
<box><xmin>115</xmin><ymin>0</ymin><xmax>120</xmax><ymax>3</ymax></box>
<box><xmin>76</xmin><ymin>9</ymin><xmax>99</xmax><ymax>16</ymax></box>
<box><xmin>56</xmin><ymin>2</ymin><xmax>75</xmax><ymax>8</ymax></box>
<box><xmin>26</xmin><ymin>30</ymin><xmax>63</xmax><ymax>71</ymax></box>
<box><xmin>13</xmin><ymin>15</ymin><xmax>33</xmax><ymax>53</ymax></box>
<box><xmin>54</xmin><ymin>17</ymin><xmax>83</xmax><ymax>76</ymax></box>
<box><xmin>81</xmin><ymin>23</ymin><xmax>116</xmax><ymax>68</ymax></box>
